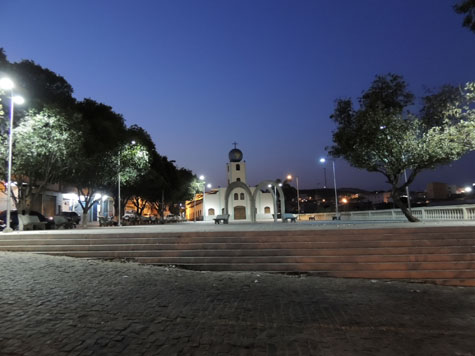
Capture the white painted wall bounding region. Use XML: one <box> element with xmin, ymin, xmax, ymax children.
<box><xmin>203</xmin><ymin>187</ymin><xmax>275</xmax><ymax>221</ymax></box>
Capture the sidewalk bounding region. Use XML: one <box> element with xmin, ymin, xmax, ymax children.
<box><xmin>1</xmin><ymin>251</ymin><xmax>474</xmax><ymax>355</ymax></box>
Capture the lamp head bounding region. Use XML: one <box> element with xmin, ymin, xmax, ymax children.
<box><xmin>286</xmin><ymin>174</ymin><xmax>292</xmax><ymax>180</ymax></box>
<box><xmin>319</xmin><ymin>158</ymin><xmax>326</xmax><ymax>164</ymax></box>
<box><xmin>199</xmin><ymin>175</ymin><xmax>205</xmax><ymax>181</ymax></box>
<box><xmin>13</xmin><ymin>96</ymin><xmax>24</xmax><ymax>105</ymax></box>
<box><xmin>0</xmin><ymin>78</ymin><xmax>14</xmax><ymax>90</ymax></box>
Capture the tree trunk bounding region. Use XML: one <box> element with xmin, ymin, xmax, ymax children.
<box><xmin>391</xmin><ymin>189</ymin><xmax>419</xmax><ymax>222</ymax></box>
<box><xmin>82</xmin><ymin>212</ymin><xmax>88</xmax><ymax>228</ymax></box>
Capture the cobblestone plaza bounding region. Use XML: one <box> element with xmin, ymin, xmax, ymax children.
<box><xmin>1</xmin><ymin>238</ymin><xmax>474</xmax><ymax>355</ymax></box>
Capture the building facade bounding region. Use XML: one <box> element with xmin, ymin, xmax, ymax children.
<box><xmin>186</xmin><ymin>147</ymin><xmax>282</xmax><ymax>222</ymax></box>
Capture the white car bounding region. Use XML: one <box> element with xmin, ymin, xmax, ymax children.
<box><xmin>165</xmin><ymin>215</ymin><xmax>181</xmax><ymax>222</ymax></box>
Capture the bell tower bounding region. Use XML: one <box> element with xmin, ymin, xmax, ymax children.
<box><xmin>227</xmin><ymin>142</ymin><xmax>246</xmax><ymax>185</ymax></box>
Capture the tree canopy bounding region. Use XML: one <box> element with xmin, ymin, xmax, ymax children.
<box><xmin>0</xmin><ymin>107</ymin><xmax>81</xmax><ymax>210</ymax></box>
<box><xmin>329</xmin><ymin>74</ymin><xmax>475</xmax><ymax>222</ymax></box>
<box><xmin>0</xmin><ymin>48</ymin><xmax>197</xmax><ymax>221</ymax></box>
<box><xmin>454</xmin><ymin>0</ymin><xmax>475</xmax><ymax>33</ymax></box>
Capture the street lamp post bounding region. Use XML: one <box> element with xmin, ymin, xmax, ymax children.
<box><xmin>320</xmin><ymin>158</ymin><xmax>339</xmax><ymax>220</ymax></box>
<box><xmin>194</xmin><ymin>194</ymin><xmax>197</xmax><ymax>222</ymax></box>
<box><xmin>199</xmin><ymin>175</ymin><xmax>205</xmax><ymax>221</ymax></box>
<box><xmin>286</xmin><ymin>174</ymin><xmax>300</xmax><ymax>220</ymax></box>
<box><xmin>268</xmin><ymin>182</ymin><xmax>282</xmax><ymax>223</ymax></box>
<box><xmin>118</xmin><ymin>154</ymin><xmax>121</xmax><ymax>226</ymax></box>
<box><xmin>403</xmin><ymin>169</ymin><xmax>412</xmax><ymax>213</ymax></box>
<box><xmin>1</xmin><ymin>78</ymin><xmax>24</xmax><ymax>232</ymax></box>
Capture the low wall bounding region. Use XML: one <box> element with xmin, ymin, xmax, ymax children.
<box><xmin>298</xmin><ymin>204</ymin><xmax>475</xmax><ymax>221</ymax></box>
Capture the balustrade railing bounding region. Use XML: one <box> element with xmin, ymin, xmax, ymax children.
<box><xmin>298</xmin><ymin>204</ymin><xmax>475</xmax><ymax>221</ymax></box>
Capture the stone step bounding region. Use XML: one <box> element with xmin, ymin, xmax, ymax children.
<box><xmin>2</xmin><ymin>228</ymin><xmax>474</xmax><ymax>242</ymax></box>
<box><xmin>139</xmin><ymin>260</ymin><xmax>475</xmax><ymax>271</ymax></box>
<box><xmin>1</xmin><ymin>233</ymin><xmax>475</xmax><ymax>246</ymax></box>
<box><xmin>2</xmin><ymin>226</ymin><xmax>474</xmax><ymax>286</ymax></box>
<box><xmin>314</xmin><ymin>270</ymin><xmax>475</xmax><ymax>281</ymax></box>
<box><xmin>38</xmin><ymin>251</ymin><xmax>475</xmax><ymax>263</ymax></box>
<box><xmin>423</xmin><ymin>279</ymin><xmax>475</xmax><ymax>287</ymax></box>
<box><xmin>1</xmin><ymin>238</ymin><xmax>474</xmax><ymax>250</ymax></box>
<box><xmin>4</xmin><ymin>245</ymin><xmax>475</xmax><ymax>256</ymax></box>
<box><xmin>145</xmin><ymin>263</ymin><xmax>475</xmax><ymax>279</ymax></box>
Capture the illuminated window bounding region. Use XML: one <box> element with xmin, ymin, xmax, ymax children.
<box><xmin>264</xmin><ymin>206</ymin><xmax>271</xmax><ymax>214</ymax></box>
<box><xmin>208</xmin><ymin>208</ymin><xmax>215</xmax><ymax>216</ymax></box>
<box><xmin>234</xmin><ymin>193</ymin><xmax>238</xmax><ymax>200</ymax></box>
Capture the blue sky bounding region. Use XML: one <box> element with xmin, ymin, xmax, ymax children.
<box><xmin>2</xmin><ymin>0</ymin><xmax>475</xmax><ymax>190</ymax></box>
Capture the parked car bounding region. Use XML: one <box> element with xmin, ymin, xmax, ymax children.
<box><xmin>165</xmin><ymin>214</ymin><xmax>181</xmax><ymax>223</ymax></box>
<box><xmin>123</xmin><ymin>211</ymin><xmax>138</xmax><ymax>219</ymax></box>
<box><xmin>0</xmin><ymin>210</ymin><xmax>55</xmax><ymax>231</ymax></box>
<box><xmin>122</xmin><ymin>211</ymin><xmax>140</xmax><ymax>225</ymax></box>
<box><xmin>60</xmin><ymin>211</ymin><xmax>81</xmax><ymax>225</ymax></box>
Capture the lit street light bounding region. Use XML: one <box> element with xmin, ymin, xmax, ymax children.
<box><xmin>1</xmin><ymin>78</ymin><xmax>25</xmax><ymax>232</ymax></box>
<box><xmin>319</xmin><ymin>158</ymin><xmax>339</xmax><ymax>220</ymax></box>
<box><xmin>286</xmin><ymin>174</ymin><xmax>300</xmax><ymax>220</ymax></box>
<box><xmin>198</xmin><ymin>175</ymin><xmax>211</xmax><ymax>221</ymax></box>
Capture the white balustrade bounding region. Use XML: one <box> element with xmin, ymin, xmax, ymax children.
<box><xmin>299</xmin><ymin>204</ymin><xmax>475</xmax><ymax>221</ymax></box>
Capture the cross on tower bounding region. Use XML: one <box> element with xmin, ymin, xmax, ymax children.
<box><xmin>232</xmin><ymin>141</ymin><xmax>238</xmax><ymax>149</ymax></box>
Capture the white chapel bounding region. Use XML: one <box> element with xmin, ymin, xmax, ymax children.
<box><xmin>186</xmin><ymin>146</ymin><xmax>285</xmax><ymax>222</ymax></box>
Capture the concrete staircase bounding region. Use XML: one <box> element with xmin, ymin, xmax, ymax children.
<box><xmin>1</xmin><ymin>226</ymin><xmax>474</xmax><ymax>286</ymax></box>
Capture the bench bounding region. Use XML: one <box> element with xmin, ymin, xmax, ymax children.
<box><xmin>213</xmin><ymin>214</ymin><xmax>230</xmax><ymax>224</ymax></box>
<box><xmin>308</xmin><ymin>216</ymin><xmax>316</xmax><ymax>221</ymax></box>
<box><xmin>18</xmin><ymin>214</ymin><xmax>47</xmax><ymax>231</ymax></box>
<box><xmin>283</xmin><ymin>213</ymin><xmax>298</xmax><ymax>223</ymax></box>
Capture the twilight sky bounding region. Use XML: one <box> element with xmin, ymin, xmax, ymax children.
<box><xmin>1</xmin><ymin>0</ymin><xmax>475</xmax><ymax>191</ymax></box>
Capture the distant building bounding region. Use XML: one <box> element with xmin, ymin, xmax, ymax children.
<box><xmin>426</xmin><ymin>182</ymin><xmax>449</xmax><ymax>199</ymax></box>
<box><xmin>361</xmin><ymin>191</ymin><xmax>392</xmax><ymax>205</ymax></box>
<box><xmin>447</xmin><ymin>185</ymin><xmax>458</xmax><ymax>196</ymax></box>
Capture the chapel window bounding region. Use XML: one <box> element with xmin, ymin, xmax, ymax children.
<box><xmin>234</xmin><ymin>193</ymin><xmax>238</xmax><ymax>200</ymax></box>
<box><xmin>240</xmin><ymin>193</ymin><xmax>245</xmax><ymax>200</ymax></box>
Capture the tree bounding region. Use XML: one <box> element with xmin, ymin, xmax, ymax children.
<box><xmin>454</xmin><ymin>0</ymin><xmax>475</xmax><ymax>33</ymax></box>
<box><xmin>0</xmin><ymin>50</ymin><xmax>75</xmax><ymax>113</ymax></box>
<box><xmin>142</xmin><ymin>154</ymin><xmax>195</xmax><ymax>219</ymax></box>
<box><xmin>328</xmin><ymin>74</ymin><xmax>475</xmax><ymax>222</ymax></box>
<box><xmin>71</xmin><ymin>99</ymin><xmax>128</xmax><ymax>226</ymax></box>
<box><xmin>110</xmin><ymin>141</ymin><xmax>150</xmax><ymax>218</ymax></box>
<box><xmin>10</xmin><ymin>60</ymin><xmax>75</xmax><ymax>111</ymax></box>
<box><xmin>0</xmin><ymin>107</ymin><xmax>81</xmax><ymax>210</ymax></box>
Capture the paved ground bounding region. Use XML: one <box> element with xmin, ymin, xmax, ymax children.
<box><xmin>6</xmin><ymin>219</ymin><xmax>475</xmax><ymax>236</ymax></box>
<box><xmin>1</xmin><ymin>251</ymin><xmax>474</xmax><ymax>356</ymax></box>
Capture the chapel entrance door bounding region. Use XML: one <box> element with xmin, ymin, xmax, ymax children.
<box><xmin>234</xmin><ymin>206</ymin><xmax>246</xmax><ymax>220</ymax></box>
